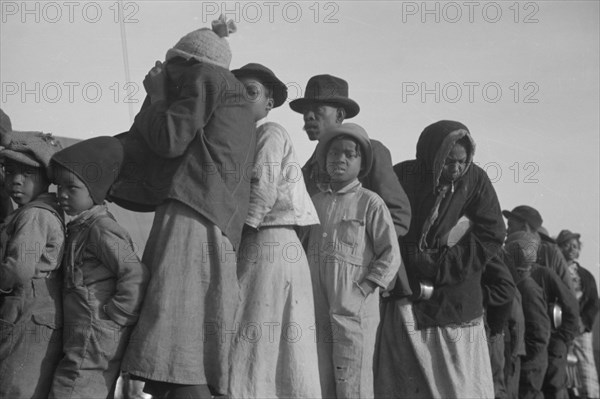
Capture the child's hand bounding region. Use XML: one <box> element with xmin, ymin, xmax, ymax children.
<box><xmin>143</xmin><ymin>60</ymin><xmax>167</xmax><ymax>103</ymax></box>
<box><xmin>358</xmin><ymin>279</ymin><xmax>378</xmax><ymax>296</ymax></box>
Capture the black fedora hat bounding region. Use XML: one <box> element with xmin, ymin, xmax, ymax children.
<box><xmin>231</xmin><ymin>63</ymin><xmax>287</xmax><ymax>108</ymax></box>
<box><xmin>502</xmin><ymin>205</ymin><xmax>543</xmax><ymax>231</ymax></box>
<box><xmin>289</xmin><ymin>74</ymin><xmax>360</xmax><ymax>118</ymax></box>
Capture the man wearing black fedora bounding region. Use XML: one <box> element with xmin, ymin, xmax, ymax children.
<box><xmin>289</xmin><ymin>74</ymin><xmax>411</xmax><ymax>237</ymax></box>
<box><xmin>503</xmin><ymin>205</ymin><xmax>574</xmax><ymax>292</ymax></box>
<box><xmin>503</xmin><ymin>205</ymin><xmax>580</xmax><ymax>399</ymax></box>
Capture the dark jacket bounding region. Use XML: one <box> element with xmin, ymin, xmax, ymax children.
<box><xmin>482</xmin><ymin>254</ymin><xmax>517</xmax><ymax>335</ymax></box>
<box><xmin>529</xmin><ymin>264</ymin><xmax>579</xmax><ymax>343</ymax></box>
<box><xmin>303</xmin><ymin>138</ymin><xmax>411</xmax><ymax>238</ymax></box>
<box><xmin>572</xmin><ymin>262</ymin><xmax>599</xmax><ymax>333</ymax></box>
<box><xmin>515</xmin><ymin>268</ymin><xmax>551</xmax><ymax>368</ymax></box>
<box><xmin>110</xmin><ymin>58</ymin><xmax>256</xmax><ymax>250</ymax></box>
<box><xmin>537</xmin><ymin>238</ymin><xmax>575</xmax><ymax>293</ymax></box>
<box><xmin>391</xmin><ymin>120</ymin><xmax>506</xmax><ymax>329</ymax></box>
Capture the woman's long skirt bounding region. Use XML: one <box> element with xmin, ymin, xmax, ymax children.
<box><xmin>121</xmin><ymin>200</ymin><xmax>238</xmax><ymax>395</ymax></box>
<box><xmin>374</xmin><ymin>299</ymin><xmax>494</xmax><ymax>399</ymax></box>
<box><xmin>228</xmin><ymin>226</ymin><xmax>321</xmax><ymax>398</ymax></box>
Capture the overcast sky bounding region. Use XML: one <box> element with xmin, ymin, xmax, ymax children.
<box><xmin>1</xmin><ymin>1</ymin><xmax>599</xmax><ymax>281</ymax></box>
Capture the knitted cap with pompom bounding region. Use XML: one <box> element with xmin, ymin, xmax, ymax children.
<box><xmin>166</xmin><ymin>14</ymin><xmax>237</xmax><ymax>69</ymax></box>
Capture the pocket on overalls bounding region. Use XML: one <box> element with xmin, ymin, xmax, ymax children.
<box><xmin>338</xmin><ymin>218</ymin><xmax>365</xmax><ymax>247</ymax></box>
<box><xmin>333</xmin><ymin>280</ymin><xmax>367</xmax><ymax>318</ymax></box>
<box><xmin>31</xmin><ymin>313</ymin><xmax>60</xmax><ymax>330</ymax></box>
<box><xmin>0</xmin><ymin>296</ymin><xmax>21</xmax><ymax>325</ymax></box>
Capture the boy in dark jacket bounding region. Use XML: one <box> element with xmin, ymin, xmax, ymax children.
<box><xmin>49</xmin><ymin>137</ymin><xmax>149</xmax><ymax>399</ymax></box>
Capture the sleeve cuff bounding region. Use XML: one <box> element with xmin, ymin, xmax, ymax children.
<box><xmin>105</xmin><ymin>301</ymin><xmax>138</xmax><ymax>326</ymax></box>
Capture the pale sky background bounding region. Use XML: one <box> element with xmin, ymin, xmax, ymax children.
<box><xmin>1</xmin><ymin>1</ymin><xmax>599</xmax><ymax>282</ymax></box>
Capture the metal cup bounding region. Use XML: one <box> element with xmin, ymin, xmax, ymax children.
<box><xmin>417</xmin><ymin>281</ymin><xmax>434</xmax><ymax>300</ymax></box>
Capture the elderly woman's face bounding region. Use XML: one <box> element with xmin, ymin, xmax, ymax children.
<box><xmin>441</xmin><ymin>143</ymin><xmax>467</xmax><ymax>182</ymax></box>
<box><xmin>560</xmin><ymin>238</ymin><xmax>580</xmax><ymax>261</ymax></box>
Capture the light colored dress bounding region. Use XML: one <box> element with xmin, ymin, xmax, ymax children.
<box><xmin>228</xmin><ymin>121</ymin><xmax>321</xmax><ymax>398</ymax></box>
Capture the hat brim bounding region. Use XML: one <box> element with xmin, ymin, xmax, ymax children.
<box><xmin>538</xmin><ymin>229</ymin><xmax>555</xmax><ymax>243</ymax></box>
<box><xmin>556</xmin><ymin>232</ymin><xmax>581</xmax><ymax>246</ymax></box>
<box><xmin>0</xmin><ymin>150</ymin><xmax>42</xmax><ymax>168</ymax></box>
<box><xmin>315</xmin><ymin>127</ymin><xmax>372</xmax><ymax>179</ymax></box>
<box><xmin>289</xmin><ymin>97</ymin><xmax>359</xmax><ymax>119</ymax></box>
<box><xmin>231</xmin><ymin>68</ymin><xmax>288</xmax><ymax>108</ymax></box>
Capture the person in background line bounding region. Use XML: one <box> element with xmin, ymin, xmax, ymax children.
<box><xmin>503</xmin><ymin>207</ymin><xmax>580</xmax><ymax>398</ymax></box>
<box><xmin>503</xmin><ymin>231</ymin><xmax>552</xmax><ymax>399</ymax></box>
<box><xmin>375</xmin><ymin>120</ymin><xmax>506</xmax><ymax>398</ymax></box>
<box><xmin>0</xmin><ymin>109</ymin><xmax>15</xmax><ymax>223</ymax></box>
<box><xmin>0</xmin><ymin>130</ymin><xmax>64</xmax><ymax>399</ymax></box>
<box><xmin>503</xmin><ymin>288</ymin><xmax>526</xmax><ymax>399</ymax></box>
<box><xmin>289</xmin><ymin>74</ymin><xmax>411</xmax><ymax>238</ymax></box>
<box><xmin>227</xmin><ymin>63</ymin><xmax>321</xmax><ymax>398</ymax></box>
<box><xmin>557</xmin><ymin>229</ymin><xmax>600</xmax><ymax>399</ymax></box>
<box><xmin>503</xmin><ymin>206</ymin><xmax>575</xmax><ymax>293</ymax></box>
<box><xmin>481</xmin><ymin>253</ymin><xmax>517</xmax><ymax>399</ymax></box>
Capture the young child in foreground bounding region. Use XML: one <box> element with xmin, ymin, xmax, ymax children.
<box><xmin>0</xmin><ymin>130</ymin><xmax>64</xmax><ymax>398</ymax></box>
<box><xmin>48</xmin><ymin>136</ymin><xmax>149</xmax><ymax>399</ymax></box>
<box><xmin>306</xmin><ymin>123</ymin><xmax>401</xmax><ymax>399</ymax></box>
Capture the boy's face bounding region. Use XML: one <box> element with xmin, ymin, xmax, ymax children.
<box><xmin>239</xmin><ymin>77</ymin><xmax>273</xmax><ymax>122</ymax></box>
<box><xmin>3</xmin><ymin>160</ymin><xmax>49</xmax><ymax>207</ymax></box>
<box><xmin>54</xmin><ymin>167</ymin><xmax>94</xmax><ymax>216</ymax></box>
<box><xmin>326</xmin><ymin>138</ymin><xmax>362</xmax><ymax>185</ymax></box>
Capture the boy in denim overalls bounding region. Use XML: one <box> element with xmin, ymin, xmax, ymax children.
<box><xmin>306</xmin><ymin>123</ymin><xmax>403</xmax><ymax>399</ymax></box>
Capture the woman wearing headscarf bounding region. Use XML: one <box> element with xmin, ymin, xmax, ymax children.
<box><xmin>374</xmin><ymin>120</ymin><xmax>506</xmax><ymax>398</ymax></box>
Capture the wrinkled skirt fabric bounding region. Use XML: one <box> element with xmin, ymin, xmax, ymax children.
<box><xmin>228</xmin><ymin>227</ymin><xmax>321</xmax><ymax>398</ymax></box>
<box><xmin>121</xmin><ymin>200</ymin><xmax>238</xmax><ymax>395</ymax></box>
<box><xmin>375</xmin><ymin>300</ymin><xmax>494</xmax><ymax>399</ymax></box>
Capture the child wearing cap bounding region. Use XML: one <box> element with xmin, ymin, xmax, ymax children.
<box><xmin>306</xmin><ymin>123</ymin><xmax>402</xmax><ymax>399</ymax></box>
<box><xmin>226</xmin><ymin>63</ymin><xmax>321</xmax><ymax>398</ymax></box>
<box><xmin>47</xmin><ymin>137</ymin><xmax>149</xmax><ymax>399</ymax></box>
<box><xmin>0</xmin><ymin>131</ymin><xmax>65</xmax><ymax>398</ymax></box>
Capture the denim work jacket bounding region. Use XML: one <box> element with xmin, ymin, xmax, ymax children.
<box><xmin>307</xmin><ymin>180</ymin><xmax>404</xmax><ymax>290</ymax></box>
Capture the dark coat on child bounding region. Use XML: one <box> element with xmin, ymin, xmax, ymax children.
<box><xmin>0</xmin><ymin>193</ymin><xmax>64</xmax><ymax>399</ymax></box>
<box><xmin>50</xmin><ymin>205</ymin><xmax>148</xmax><ymax>399</ymax></box>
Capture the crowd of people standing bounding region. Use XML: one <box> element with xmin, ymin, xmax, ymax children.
<box><xmin>1</xmin><ymin>15</ymin><xmax>598</xmax><ymax>399</ymax></box>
